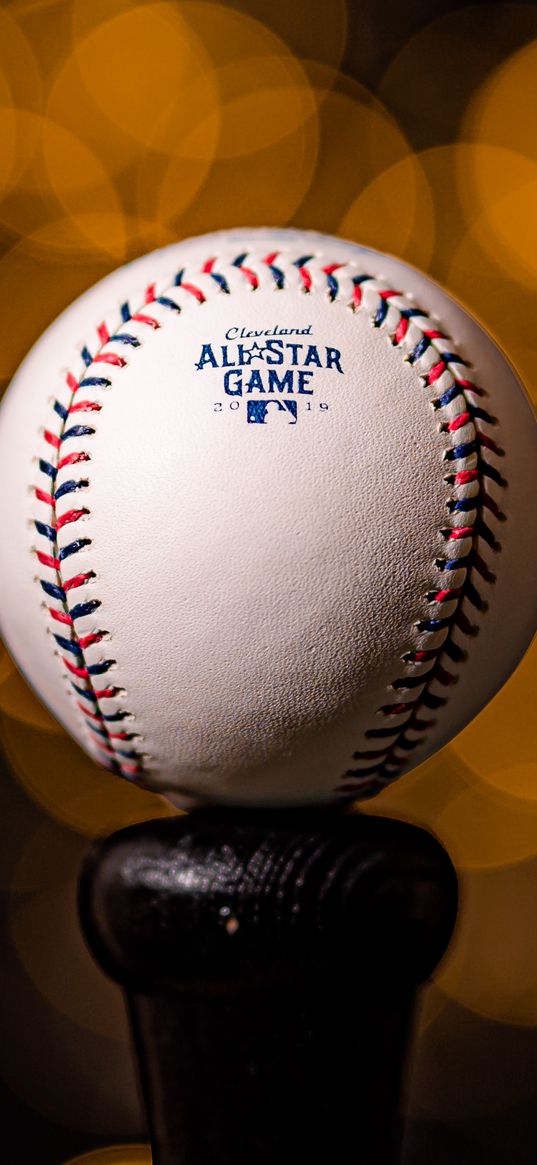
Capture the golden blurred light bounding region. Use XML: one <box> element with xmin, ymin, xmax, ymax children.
<box><xmin>228</xmin><ymin>0</ymin><xmax>348</xmax><ymax>73</ymax></box>
<box><xmin>0</xmin><ymin>111</ymin><xmax>128</xmax><ymax>258</ymax></box>
<box><xmin>0</xmin><ymin>641</ymin><xmax>14</xmax><ymax>685</ymax></box>
<box><xmin>0</xmin><ymin>666</ymin><xmax>63</xmax><ymax>732</ymax></box>
<box><xmin>456</xmin><ymin>144</ymin><xmax>537</xmax><ymax>289</ymax></box>
<box><xmin>0</xmin><ymin>233</ymin><xmax>112</xmax><ymax>382</ymax></box>
<box><xmin>361</xmin><ymin>746</ymin><xmax>478</xmax><ymax>833</ymax></box>
<box><xmin>138</xmin><ymin>3</ymin><xmax>319</xmax><ymax>234</ymax></box>
<box><xmin>10</xmin><ymin>818</ymin><xmax>87</xmax><ymax>894</ymax></box>
<box><xmin>61</xmin><ymin>1149</ymin><xmax>151</xmax><ymax>1165</ymax></box>
<box><xmin>434</xmin><ymin>783</ymin><xmax>537</xmax><ymax>871</ymax></box>
<box><xmin>339</xmin><ymin>152</ymin><xmax>435</xmax><ymax>269</ymax></box>
<box><xmin>0</xmin><ymin>6</ymin><xmax>42</xmax><ymax>118</ymax></box>
<box><xmin>10</xmin><ymin>872</ymin><xmax>132</xmax><ymax>1039</ymax></box>
<box><xmin>48</xmin><ymin>1</ymin><xmax>219</xmax><ymax>233</ymax></box>
<box><xmin>466</xmin><ymin>35</ymin><xmax>537</xmax><ymax>164</ymax></box>
<box><xmin>294</xmin><ymin>71</ymin><xmax>411</xmax><ymax>237</ymax></box>
<box><xmin>379</xmin><ymin>4</ymin><xmax>537</xmax><ymax>150</ymax></box>
<box><xmin>452</xmin><ymin>645</ymin><xmax>537</xmax><ymax>802</ymax></box>
<box><xmin>0</xmin><ymin>940</ymin><xmax>142</xmax><ymax>1133</ymax></box>
<box><xmin>436</xmin><ymin>858</ymin><xmax>537</xmax><ymax>1026</ymax></box>
<box><xmin>0</xmin><ymin>713</ymin><xmax>176</xmax><ymax>836</ymax></box>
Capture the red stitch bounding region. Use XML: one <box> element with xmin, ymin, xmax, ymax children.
<box><xmin>56</xmin><ymin>507</ymin><xmax>88</xmax><ymax>530</ymax></box>
<box><xmin>120</xmin><ymin>762</ymin><xmax>142</xmax><ymax>776</ymax></box>
<box><xmin>58</xmin><ymin>452</ymin><xmax>90</xmax><ymax>470</ymax></box>
<box><xmin>35</xmin><ymin>487</ymin><xmax>54</xmax><ymax>505</ymax></box>
<box><xmin>44</xmin><ymin>429</ymin><xmax>61</xmax><ymax>449</ymax></box>
<box><xmin>97</xmin><ymin>322</ymin><xmax>110</xmax><ymax>346</ymax></box>
<box><xmin>236</xmin><ymin>264</ymin><xmax>259</xmax><ymax>289</ymax></box>
<box><xmin>446</xmin><ymin>411</ymin><xmax>470</xmax><ymax>432</ymax></box>
<box><xmin>426</xmin><ymin>360</ymin><xmax>447</xmax><ymax>384</ymax></box>
<box><xmin>108</xmin><ymin>730</ymin><xmax>134</xmax><ymax>740</ymax></box>
<box><xmin>78</xmin><ymin>631</ymin><xmax>105</xmax><ymax>650</ymax></box>
<box><xmin>379</xmin><ymin>288</ymin><xmax>401</xmax><ymax>299</ymax></box>
<box><xmin>202</xmin><ymin>257</ymin><xmax>216</xmax><ymax>273</ymax></box>
<box><xmin>410</xmin><ymin>649</ymin><xmax>438</xmax><ymax>662</ymax></box>
<box><xmin>64</xmin><ymin>658</ymin><xmax>89</xmax><ymax>679</ymax></box>
<box><xmin>145</xmin><ymin>283</ymin><xmax>156</xmax><ymax>303</ymax></box>
<box><xmin>36</xmin><ymin>551</ymin><xmax>60</xmax><ymax>570</ymax></box>
<box><xmin>66</xmin><ymin>372</ymin><xmax>78</xmax><ymax>393</ymax></box>
<box><xmin>323</xmin><ymin>263</ymin><xmax>344</xmax><ymax>275</ymax></box>
<box><xmin>179</xmin><ymin>280</ymin><xmax>206</xmax><ymax>303</ymax></box>
<box><xmin>445</xmin><ymin>525</ymin><xmax>474</xmax><ymax>540</ymax></box>
<box><xmin>49</xmin><ymin>607</ymin><xmax>72</xmax><ymax>625</ymax></box>
<box><xmin>93</xmin><ymin>686</ymin><xmax>119</xmax><ymax>699</ymax></box>
<box><xmin>432</xmin><ymin>587</ymin><xmax>460</xmax><ymax>602</ymax></box>
<box><xmin>69</xmin><ymin>400</ymin><xmax>102</xmax><ymax>413</ymax></box>
<box><xmin>297</xmin><ymin>266</ymin><xmax>312</xmax><ymax>292</ymax></box>
<box><xmin>351</xmin><ymin>283</ymin><xmax>362</xmax><ymax>308</ymax></box>
<box><xmin>63</xmin><ymin>571</ymin><xmax>94</xmax><ymax>591</ymax></box>
<box><xmin>453</xmin><ymin>468</ymin><xmax>478</xmax><ymax>485</ymax></box>
<box><xmin>423</xmin><ymin>329</ymin><xmax>447</xmax><ymax>340</ymax></box>
<box><xmin>380</xmin><ymin>702</ymin><xmax>415</xmax><ymax>716</ymax></box>
<box><xmin>131</xmin><ymin>312</ymin><xmax>160</xmax><ymax>329</ymax></box>
<box><xmin>77</xmin><ymin>702</ymin><xmax>100</xmax><ymax>719</ymax></box>
<box><xmin>393</xmin><ymin>318</ymin><xmax>408</xmax><ymax>344</ymax></box>
<box><xmin>93</xmin><ymin>352</ymin><xmax>127</xmax><ymax>368</ymax></box>
<box><xmin>263</xmin><ymin>251</ymin><xmax>279</xmax><ymax>265</ymax></box>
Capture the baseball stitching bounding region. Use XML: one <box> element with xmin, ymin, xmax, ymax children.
<box><xmin>32</xmin><ymin>251</ymin><xmax>505</xmax><ymax>796</ymax></box>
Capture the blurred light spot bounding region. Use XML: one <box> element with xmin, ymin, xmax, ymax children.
<box><xmin>466</xmin><ymin>35</ymin><xmax>537</xmax><ymax>165</ymax></box>
<box><xmin>435</xmin><ymin>784</ymin><xmax>537</xmax><ymax>871</ymax></box>
<box><xmin>294</xmin><ymin>70</ymin><xmax>411</xmax><ymax>236</ymax></box>
<box><xmin>0</xmin><ymin>233</ymin><xmax>112</xmax><ymax>382</ymax></box>
<box><xmin>361</xmin><ymin>746</ymin><xmax>478</xmax><ymax>832</ymax></box>
<box><xmin>10</xmin><ymin>874</ymin><xmax>132</xmax><ymax>1039</ymax></box>
<box><xmin>0</xmin><ymin>641</ymin><xmax>15</xmax><ymax>685</ymax></box>
<box><xmin>229</xmin><ymin>0</ymin><xmax>348</xmax><ymax>72</ymax></box>
<box><xmin>436</xmin><ymin>859</ymin><xmax>537</xmax><ymax>1026</ymax></box>
<box><xmin>49</xmin><ymin>3</ymin><xmax>219</xmax><ymax>179</ymax></box>
<box><xmin>61</xmin><ymin>1149</ymin><xmax>151</xmax><ymax>1165</ymax></box>
<box><xmin>0</xmin><ymin>713</ymin><xmax>176</xmax><ymax>836</ymax></box>
<box><xmin>452</xmin><ymin>644</ymin><xmax>537</xmax><ymax>801</ymax></box>
<box><xmin>379</xmin><ymin>5</ymin><xmax>537</xmax><ymax>150</ymax></box>
<box><xmin>0</xmin><ymin>667</ymin><xmax>63</xmax><ymax>732</ymax></box>
<box><xmin>339</xmin><ymin>152</ymin><xmax>435</xmax><ymax>269</ymax></box>
<box><xmin>457</xmin><ymin>143</ymin><xmax>537</xmax><ymax>289</ymax></box>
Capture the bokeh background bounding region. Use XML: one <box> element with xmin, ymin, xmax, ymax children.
<box><xmin>0</xmin><ymin>1</ymin><xmax>536</xmax><ymax>1162</ymax></box>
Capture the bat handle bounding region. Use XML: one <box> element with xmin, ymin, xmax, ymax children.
<box><xmin>79</xmin><ymin>806</ymin><xmax>457</xmax><ymax>1165</ymax></box>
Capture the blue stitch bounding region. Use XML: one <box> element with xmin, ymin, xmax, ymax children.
<box><xmin>416</xmin><ymin>617</ymin><xmax>451</xmax><ymax>632</ymax></box>
<box><xmin>87</xmin><ymin>660</ymin><xmax>115</xmax><ymax>676</ymax></box>
<box><xmin>207</xmin><ymin>272</ymin><xmax>230</xmax><ymax>293</ymax></box>
<box><xmin>54</xmin><ymin>478</ymin><xmax>88</xmax><ymax>500</ymax></box>
<box><xmin>156</xmin><ymin>295</ymin><xmax>181</xmax><ymax>312</ymax></box>
<box><xmin>108</xmin><ymin>333</ymin><xmax>141</xmax><ymax>347</ymax></box>
<box><xmin>40</xmin><ymin>580</ymin><xmax>66</xmax><ymax>601</ymax></box>
<box><xmin>352</xmin><ymin>275</ymin><xmax>373</xmax><ymax>287</ymax></box>
<box><xmin>174</xmin><ymin>269</ymin><xmax>185</xmax><ymax>286</ymax></box>
<box><xmin>441</xmin><ymin>351</ymin><xmax>470</xmax><ymax>366</ymax></box>
<box><xmin>232</xmin><ymin>252</ymin><xmax>248</xmax><ymax>267</ymax></box>
<box><xmin>443</xmin><ymin>440</ymin><xmax>478</xmax><ymax>461</ymax></box>
<box><xmin>294</xmin><ymin>255</ymin><xmax>314</xmax><ymax>267</ymax></box>
<box><xmin>80</xmin><ymin>346</ymin><xmax>93</xmax><ymax>367</ymax></box>
<box><xmin>448</xmin><ymin>497</ymin><xmax>478</xmax><ymax>513</ymax></box>
<box><xmin>59</xmin><ymin>538</ymin><xmax>91</xmax><ymax>561</ymax></box>
<box><xmin>115</xmin><ymin>747</ymin><xmax>142</xmax><ymax>760</ymax></box>
<box><xmin>436</xmin><ymin>553</ymin><xmax>472</xmax><ymax>572</ymax></box>
<box><xmin>325</xmin><ymin>272</ymin><xmax>339</xmax><ymax>301</ymax></box>
<box><xmin>39</xmin><ymin>459</ymin><xmax>56</xmax><ymax>480</ymax></box>
<box><xmin>34</xmin><ymin>520</ymin><xmax>56</xmax><ymax>541</ymax></box>
<box><xmin>101</xmin><ymin>709</ymin><xmax>129</xmax><ymax>722</ymax></box>
<box><xmin>53</xmin><ymin>634</ymin><xmax>82</xmax><ymax>656</ymax></box>
<box><xmin>54</xmin><ymin>400</ymin><xmax>68</xmax><ymax>420</ymax></box>
<box><xmin>71</xmin><ymin>682</ymin><xmax>97</xmax><ymax>702</ymax></box>
<box><xmin>80</xmin><ymin>377</ymin><xmax>111</xmax><ymax>388</ymax></box>
<box><xmin>407</xmin><ymin>336</ymin><xmax>430</xmax><ymax>363</ymax></box>
<box><xmin>120</xmin><ymin>302</ymin><xmax>131</xmax><ymax>322</ymax></box>
<box><xmin>400</xmin><ymin>307</ymin><xmax>422</xmax><ymax>319</ymax></box>
<box><xmin>433</xmin><ymin>384</ymin><xmax>462</xmax><ymax>409</ymax></box>
<box><xmin>69</xmin><ymin>599</ymin><xmax>101</xmax><ymax>620</ymax></box>
<box><xmin>373</xmin><ymin>298</ymin><xmax>389</xmax><ymax>327</ymax></box>
<box><xmin>62</xmin><ymin>425</ymin><xmax>95</xmax><ymax>442</ymax></box>
<box><xmin>265</xmin><ymin>263</ymin><xmax>284</xmax><ymax>290</ymax></box>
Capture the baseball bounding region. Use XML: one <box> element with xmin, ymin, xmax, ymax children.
<box><xmin>0</xmin><ymin>228</ymin><xmax>535</xmax><ymax>808</ymax></box>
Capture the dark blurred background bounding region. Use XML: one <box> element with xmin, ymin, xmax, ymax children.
<box><xmin>0</xmin><ymin>1</ymin><xmax>536</xmax><ymax>1163</ymax></box>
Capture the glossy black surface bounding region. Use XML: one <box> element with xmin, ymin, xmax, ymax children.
<box><xmin>79</xmin><ymin>808</ymin><xmax>457</xmax><ymax>1165</ymax></box>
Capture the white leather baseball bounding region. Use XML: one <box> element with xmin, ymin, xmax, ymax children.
<box><xmin>0</xmin><ymin>228</ymin><xmax>535</xmax><ymax>808</ymax></box>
